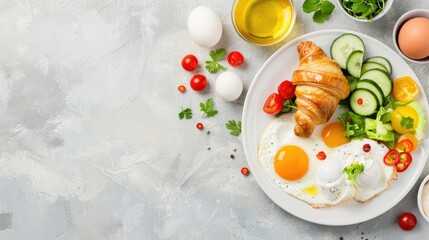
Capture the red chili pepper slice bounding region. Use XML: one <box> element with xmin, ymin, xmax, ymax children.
<box><xmin>383</xmin><ymin>149</ymin><xmax>400</xmax><ymax>166</ymax></box>
<box><xmin>396</xmin><ymin>152</ymin><xmax>412</xmax><ymax>172</ymax></box>
<box><xmin>363</xmin><ymin>143</ymin><xmax>371</xmax><ymax>153</ymax></box>
<box><xmin>316</xmin><ymin>151</ymin><xmax>326</xmax><ymax>160</ymax></box>
<box><xmin>394</xmin><ymin>139</ymin><xmax>414</xmax><ymax>153</ymax></box>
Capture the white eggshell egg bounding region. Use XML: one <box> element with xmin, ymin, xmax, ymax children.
<box><xmin>188</xmin><ymin>6</ymin><xmax>223</xmax><ymax>48</ymax></box>
<box><xmin>215</xmin><ymin>71</ymin><xmax>243</xmax><ymax>101</ymax></box>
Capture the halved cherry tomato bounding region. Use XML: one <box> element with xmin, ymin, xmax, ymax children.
<box><xmin>393</xmin><ymin>76</ymin><xmax>419</xmax><ymax>103</ymax></box>
<box><xmin>398</xmin><ymin>134</ymin><xmax>418</xmax><ymax>152</ymax></box>
<box><xmin>190</xmin><ymin>74</ymin><xmax>207</xmax><ymax>91</ymax></box>
<box><xmin>383</xmin><ymin>149</ymin><xmax>400</xmax><ymax>166</ymax></box>
<box><xmin>263</xmin><ymin>93</ymin><xmax>283</xmax><ymax>115</ymax></box>
<box><xmin>227</xmin><ymin>51</ymin><xmax>244</xmax><ymax>67</ymax></box>
<box><xmin>277</xmin><ymin>80</ymin><xmax>296</xmax><ymax>100</ymax></box>
<box><xmin>395</xmin><ymin>139</ymin><xmax>414</xmax><ymax>153</ymax></box>
<box><xmin>181</xmin><ymin>54</ymin><xmax>198</xmax><ymax>71</ymax></box>
<box><xmin>396</xmin><ymin>152</ymin><xmax>412</xmax><ymax>172</ymax></box>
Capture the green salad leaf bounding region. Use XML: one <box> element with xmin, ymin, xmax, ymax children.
<box><xmin>343</xmin><ymin>162</ymin><xmax>364</xmax><ymax>186</ymax></box>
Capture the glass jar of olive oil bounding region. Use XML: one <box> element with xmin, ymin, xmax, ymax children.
<box><xmin>232</xmin><ymin>0</ymin><xmax>296</xmax><ymax>46</ymax></box>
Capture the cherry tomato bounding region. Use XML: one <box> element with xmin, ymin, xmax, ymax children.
<box><xmin>241</xmin><ymin>167</ymin><xmax>249</xmax><ymax>175</ymax></box>
<box><xmin>363</xmin><ymin>143</ymin><xmax>371</xmax><ymax>153</ymax></box>
<box><xmin>396</xmin><ymin>152</ymin><xmax>412</xmax><ymax>172</ymax></box>
<box><xmin>181</xmin><ymin>54</ymin><xmax>198</xmax><ymax>71</ymax></box>
<box><xmin>394</xmin><ymin>139</ymin><xmax>414</xmax><ymax>153</ymax></box>
<box><xmin>383</xmin><ymin>149</ymin><xmax>400</xmax><ymax>166</ymax></box>
<box><xmin>178</xmin><ymin>85</ymin><xmax>186</xmax><ymax>93</ymax></box>
<box><xmin>190</xmin><ymin>74</ymin><xmax>207</xmax><ymax>91</ymax></box>
<box><xmin>196</xmin><ymin>122</ymin><xmax>204</xmax><ymax>130</ymax></box>
<box><xmin>316</xmin><ymin>151</ymin><xmax>326</xmax><ymax>160</ymax></box>
<box><xmin>227</xmin><ymin>51</ymin><xmax>244</xmax><ymax>67</ymax></box>
<box><xmin>263</xmin><ymin>93</ymin><xmax>284</xmax><ymax>115</ymax></box>
<box><xmin>398</xmin><ymin>212</ymin><xmax>417</xmax><ymax>231</ymax></box>
<box><xmin>277</xmin><ymin>80</ymin><xmax>296</xmax><ymax>100</ymax></box>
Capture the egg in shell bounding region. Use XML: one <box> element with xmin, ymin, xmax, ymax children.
<box><xmin>398</xmin><ymin>17</ymin><xmax>429</xmax><ymax>60</ymax></box>
<box><xmin>188</xmin><ymin>6</ymin><xmax>223</xmax><ymax>48</ymax></box>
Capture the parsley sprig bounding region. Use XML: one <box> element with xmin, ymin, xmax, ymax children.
<box><xmin>178</xmin><ymin>107</ymin><xmax>192</xmax><ymax>120</ymax></box>
<box><xmin>343</xmin><ymin>162</ymin><xmax>364</xmax><ymax>186</ymax></box>
<box><xmin>205</xmin><ymin>48</ymin><xmax>227</xmax><ymax>74</ymax></box>
<box><xmin>400</xmin><ymin>116</ymin><xmax>414</xmax><ymax>130</ymax></box>
<box><xmin>339</xmin><ymin>0</ymin><xmax>387</xmax><ymax>21</ymax></box>
<box><xmin>200</xmin><ymin>98</ymin><xmax>218</xmax><ymax>118</ymax></box>
<box><xmin>303</xmin><ymin>0</ymin><xmax>335</xmax><ymax>23</ymax></box>
<box><xmin>226</xmin><ymin>120</ymin><xmax>242</xmax><ymax>137</ymax></box>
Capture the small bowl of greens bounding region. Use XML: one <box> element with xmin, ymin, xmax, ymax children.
<box><xmin>337</xmin><ymin>0</ymin><xmax>393</xmax><ymax>22</ymax></box>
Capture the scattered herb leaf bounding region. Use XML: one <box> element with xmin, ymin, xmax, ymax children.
<box><xmin>178</xmin><ymin>107</ymin><xmax>192</xmax><ymax>120</ymax></box>
<box><xmin>275</xmin><ymin>98</ymin><xmax>297</xmax><ymax>117</ymax></box>
<box><xmin>226</xmin><ymin>120</ymin><xmax>242</xmax><ymax>137</ymax></box>
<box><xmin>303</xmin><ymin>0</ymin><xmax>335</xmax><ymax>23</ymax></box>
<box><xmin>200</xmin><ymin>98</ymin><xmax>218</xmax><ymax>118</ymax></box>
<box><xmin>205</xmin><ymin>48</ymin><xmax>227</xmax><ymax>73</ymax></box>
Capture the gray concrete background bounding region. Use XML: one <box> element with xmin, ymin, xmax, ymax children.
<box><xmin>0</xmin><ymin>0</ymin><xmax>428</xmax><ymax>239</ymax></box>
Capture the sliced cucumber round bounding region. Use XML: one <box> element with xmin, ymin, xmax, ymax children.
<box><xmin>346</xmin><ymin>75</ymin><xmax>358</xmax><ymax>92</ymax></box>
<box><xmin>359</xmin><ymin>69</ymin><xmax>392</xmax><ymax>97</ymax></box>
<box><xmin>361</xmin><ymin>62</ymin><xmax>388</xmax><ymax>75</ymax></box>
<box><xmin>364</xmin><ymin>56</ymin><xmax>392</xmax><ymax>75</ymax></box>
<box><xmin>350</xmin><ymin>89</ymin><xmax>379</xmax><ymax>116</ymax></box>
<box><xmin>331</xmin><ymin>33</ymin><xmax>365</xmax><ymax>69</ymax></box>
<box><xmin>356</xmin><ymin>79</ymin><xmax>384</xmax><ymax>107</ymax></box>
<box><xmin>347</xmin><ymin>50</ymin><xmax>364</xmax><ymax>78</ymax></box>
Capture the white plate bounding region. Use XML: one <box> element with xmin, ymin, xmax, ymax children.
<box><xmin>242</xmin><ymin>29</ymin><xmax>429</xmax><ymax>226</ymax></box>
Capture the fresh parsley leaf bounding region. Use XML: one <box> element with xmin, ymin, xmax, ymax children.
<box><xmin>343</xmin><ymin>162</ymin><xmax>364</xmax><ymax>186</ymax></box>
<box><xmin>302</xmin><ymin>0</ymin><xmax>335</xmax><ymax>23</ymax></box>
<box><xmin>339</xmin><ymin>0</ymin><xmax>387</xmax><ymax>21</ymax></box>
<box><xmin>178</xmin><ymin>107</ymin><xmax>192</xmax><ymax>120</ymax></box>
<box><xmin>200</xmin><ymin>98</ymin><xmax>218</xmax><ymax>118</ymax></box>
<box><xmin>226</xmin><ymin>120</ymin><xmax>241</xmax><ymax>137</ymax></box>
<box><xmin>205</xmin><ymin>48</ymin><xmax>227</xmax><ymax>74</ymax></box>
<box><xmin>400</xmin><ymin>116</ymin><xmax>414</xmax><ymax>130</ymax></box>
<box><xmin>275</xmin><ymin>98</ymin><xmax>297</xmax><ymax>117</ymax></box>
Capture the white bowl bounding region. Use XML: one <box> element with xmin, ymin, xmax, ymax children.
<box><xmin>392</xmin><ymin>9</ymin><xmax>429</xmax><ymax>64</ymax></box>
<box><xmin>337</xmin><ymin>0</ymin><xmax>393</xmax><ymax>22</ymax></box>
<box><xmin>417</xmin><ymin>174</ymin><xmax>429</xmax><ymax>223</ymax></box>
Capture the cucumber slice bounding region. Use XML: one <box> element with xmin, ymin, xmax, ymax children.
<box><xmin>356</xmin><ymin>79</ymin><xmax>384</xmax><ymax>107</ymax></box>
<box><xmin>361</xmin><ymin>62</ymin><xmax>388</xmax><ymax>75</ymax></box>
<box><xmin>346</xmin><ymin>75</ymin><xmax>358</xmax><ymax>92</ymax></box>
<box><xmin>359</xmin><ymin>69</ymin><xmax>392</xmax><ymax>97</ymax></box>
<box><xmin>331</xmin><ymin>33</ymin><xmax>365</xmax><ymax>69</ymax></box>
<box><xmin>364</xmin><ymin>56</ymin><xmax>392</xmax><ymax>75</ymax></box>
<box><xmin>346</xmin><ymin>50</ymin><xmax>364</xmax><ymax>78</ymax></box>
<box><xmin>350</xmin><ymin>89</ymin><xmax>379</xmax><ymax>116</ymax></box>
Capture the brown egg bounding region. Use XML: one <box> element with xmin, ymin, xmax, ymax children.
<box><xmin>398</xmin><ymin>17</ymin><xmax>429</xmax><ymax>60</ymax></box>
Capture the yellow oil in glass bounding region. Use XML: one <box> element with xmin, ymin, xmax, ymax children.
<box><xmin>233</xmin><ymin>0</ymin><xmax>295</xmax><ymax>45</ymax></box>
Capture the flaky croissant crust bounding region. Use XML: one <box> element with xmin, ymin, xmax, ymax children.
<box><xmin>292</xmin><ymin>41</ymin><xmax>349</xmax><ymax>137</ymax></box>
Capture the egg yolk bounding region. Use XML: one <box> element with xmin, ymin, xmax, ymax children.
<box><xmin>303</xmin><ymin>186</ymin><xmax>318</xmax><ymax>196</ymax></box>
<box><xmin>322</xmin><ymin>122</ymin><xmax>350</xmax><ymax>148</ymax></box>
<box><xmin>274</xmin><ymin>145</ymin><xmax>309</xmax><ymax>181</ymax></box>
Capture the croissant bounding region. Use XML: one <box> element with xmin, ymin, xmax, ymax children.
<box><xmin>292</xmin><ymin>41</ymin><xmax>350</xmax><ymax>137</ymax></box>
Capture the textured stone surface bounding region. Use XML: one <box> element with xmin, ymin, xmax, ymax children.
<box><xmin>0</xmin><ymin>0</ymin><xmax>428</xmax><ymax>239</ymax></box>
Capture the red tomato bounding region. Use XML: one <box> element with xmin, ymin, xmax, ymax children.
<box><xmin>398</xmin><ymin>212</ymin><xmax>417</xmax><ymax>231</ymax></box>
<box><xmin>190</xmin><ymin>74</ymin><xmax>207</xmax><ymax>91</ymax></box>
<box><xmin>277</xmin><ymin>80</ymin><xmax>296</xmax><ymax>100</ymax></box>
<box><xmin>196</xmin><ymin>122</ymin><xmax>204</xmax><ymax>130</ymax></box>
<box><xmin>227</xmin><ymin>51</ymin><xmax>244</xmax><ymax>67</ymax></box>
<box><xmin>395</xmin><ymin>139</ymin><xmax>414</xmax><ymax>153</ymax></box>
<box><xmin>396</xmin><ymin>152</ymin><xmax>412</xmax><ymax>172</ymax></box>
<box><xmin>178</xmin><ymin>85</ymin><xmax>186</xmax><ymax>93</ymax></box>
<box><xmin>263</xmin><ymin>93</ymin><xmax>284</xmax><ymax>115</ymax></box>
<box><xmin>241</xmin><ymin>167</ymin><xmax>249</xmax><ymax>175</ymax></box>
<box><xmin>181</xmin><ymin>54</ymin><xmax>198</xmax><ymax>71</ymax></box>
<box><xmin>383</xmin><ymin>149</ymin><xmax>400</xmax><ymax>166</ymax></box>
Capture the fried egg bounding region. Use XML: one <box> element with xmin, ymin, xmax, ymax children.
<box><xmin>258</xmin><ymin>114</ymin><xmax>356</xmax><ymax>208</ymax></box>
<box><xmin>258</xmin><ymin>113</ymin><xmax>396</xmax><ymax>208</ymax></box>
